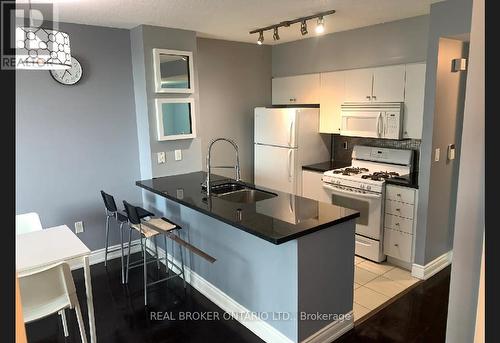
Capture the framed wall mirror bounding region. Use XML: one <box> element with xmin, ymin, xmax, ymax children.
<box><xmin>153</xmin><ymin>48</ymin><xmax>194</xmax><ymax>93</ymax></box>
<box><xmin>155</xmin><ymin>98</ymin><xmax>196</xmax><ymax>141</ymax></box>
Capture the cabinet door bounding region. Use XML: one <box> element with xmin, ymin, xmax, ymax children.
<box><xmin>344</xmin><ymin>68</ymin><xmax>373</xmax><ymax>102</ymax></box>
<box><xmin>272</xmin><ymin>74</ymin><xmax>320</xmax><ymax>105</ymax></box>
<box><xmin>302</xmin><ymin>170</ymin><xmax>330</xmax><ymax>203</ymax></box>
<box><xmin>319</xmin><ymin>71</ymin><xmax>345</xmax><ymax>133</ymax></box>
<box><xmin>403</xmin><ymin>63</ymin><xmax>426</xmax><ymax>139</ymax></box>
<box><xmin>372</xmin><ymin>65</ymin><xmax>406</xmax><ymax>102</ymax></box>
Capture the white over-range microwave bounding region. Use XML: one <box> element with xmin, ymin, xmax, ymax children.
<box><xmin>340</xmin><ymin>102</ymin><xmax>404</xmax><ymax>139</ymax></box>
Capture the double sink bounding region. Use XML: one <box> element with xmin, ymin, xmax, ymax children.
<box><xmin>209</xmin><ymin>182</ymin><xmax>277</xmax><ymax>203</ymax></box>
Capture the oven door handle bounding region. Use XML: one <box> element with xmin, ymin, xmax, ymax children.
<box><xmin>322</xmin><ymin>183</ymin><xmax>382</xmax><ymax>199</ymax></box>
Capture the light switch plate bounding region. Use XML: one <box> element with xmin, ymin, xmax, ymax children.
<box><xmin>157</xmin><ymin>152</ymin><xmax>166</xmax><ymax>164</ymax></box>
<box><xmin>175</xmin><ymin>149</ymin><xmax>182</xmax><ymax>161</ymax></box>
<box><xmin>75</xmin><ymin>221</ymin><xmax>84</xmax><ymax>233</ymax></box>
<box><xmin>434</xmin><ymin>148</ymin><xmax>440</xmax><ymax>162</ymax></box>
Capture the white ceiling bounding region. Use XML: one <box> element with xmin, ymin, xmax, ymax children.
<box><xmin>46</xmin><ymin>0</ymin><xmax>443</xmax><ymax>45</ymax></box>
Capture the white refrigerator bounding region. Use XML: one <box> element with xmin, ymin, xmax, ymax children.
<box><xmin>254</xmin><ymin>106</ymin><xmax>330</xmax><ymax>195</ymax></box>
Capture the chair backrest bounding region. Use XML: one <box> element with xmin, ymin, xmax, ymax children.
<box><xmin>100</xmin><ymin>190</ymin><xmax>118</xmax><ymax>213</ymax></box>
<box><xmin>123</xmin><ymin>201</ymin><xmax>141</xmax><ymax>225</ymax></box>
<box><xmin>16</xmin><ymin>212</ymin><xmax>43</xmax><ymax>235</ymax></box>
<box><xmin>19</xmin><ymin>262</ymin><xmax>77</xmax><ymax>323</ymax></box>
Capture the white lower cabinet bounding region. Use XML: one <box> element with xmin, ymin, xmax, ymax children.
<box><xmin>383</xmin><ymin>184</ymin><xmax>417</xmax><ymax>264</ymax></box>
<box><xmin>384</xmin><ymin>228</ymin><xmax>412</xmax><ymax>262</ymax></box>
<box><xmin>302</xmin><ymin>170</ymin><xmax>330</xmax><ymax>203</ymax></box>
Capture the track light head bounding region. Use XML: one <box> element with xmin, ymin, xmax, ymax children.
<box><xmin>300</xmin><ymin>20</ymin><xmax>308</xmax><ymax>35</ymax></box>
<box><xmin>257</xmin><ymin>31</ymin><xmax>264</xmax><ymax>45</ymax></box>
<box><xmin>273</xmin><ymin>27</ymin><xmax>280</xmax><ymax>41</ymax></box>
<box><xmin>316</xmin><ymin>16</ymin><xmax>325</xmax><ymax>34</ymax></box>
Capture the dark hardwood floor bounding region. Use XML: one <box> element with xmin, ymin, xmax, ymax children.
<box><xmin>337</xmin><ymin>266</ymin><xmax>451</xmax><ymax>343</ymax></box>
<box><xmin>25</xmin><ymin>254</ymin><xmax>451</xmax><ymax>343</ymax></box>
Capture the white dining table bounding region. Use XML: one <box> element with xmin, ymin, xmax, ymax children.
<box><xmin>16</xmin><ymin>225</ymin><xmax>97</xmax><ymax>343</ymax></box>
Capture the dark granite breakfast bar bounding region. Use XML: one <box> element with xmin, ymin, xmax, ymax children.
<box><xmin>137</xmin><ymin>171</ymin><xmax>359</xmax><ymax>343</ymax></box>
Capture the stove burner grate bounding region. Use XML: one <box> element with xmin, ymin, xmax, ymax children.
<box><xmin>361</xmin><ymin>171</ymin><xmax>400</xmax><ymax>181</ymax></box>
<box><xmin>333</xmin><ymin>167</ymin><xmax>369</xmax><ymax>176</ymax></box>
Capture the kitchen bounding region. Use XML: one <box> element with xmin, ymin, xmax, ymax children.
<box><xmin>11</xmin><ymin>0</ymin><xmax>484</xmax><ymax>343</ymax></box>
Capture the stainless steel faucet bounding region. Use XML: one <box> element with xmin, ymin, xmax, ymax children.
<box><xmin>205</xmin><ymin>138</ymin><xmax>241</xmax><ymax>196</ymax></box>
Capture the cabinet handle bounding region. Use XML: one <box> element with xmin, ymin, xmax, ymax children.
<box><xmin>366</xmin><ymin>96</ymin><xmax>371</xmax><ymax>100</ymax></box>
<box><xmin>397</xmin><ymin>193</ymin><xmax>402</xmax><ymax>197</ymax></box>
<box><xmin>372</xmin><ymin>95</ymin><xmax>377</xmax><ymax>100</ymax></box>
<box><xmin>395</xmin><ymin>222</ymin><xmax>400</xmax><ymax>226</ymax></box>
<box><xmin>395</xmin><ymin>208</ymin><xmax>401</xmax><ymax>212</ymax></box>
<box><xmin>394</xmin><ymin>243</ymin><xmax>399</xmax><ymax>247</ymax></box>
<box><xmin>289</xmin><ymin>98</ymin><xmax>296</xmax><ymax>102</ymax></box>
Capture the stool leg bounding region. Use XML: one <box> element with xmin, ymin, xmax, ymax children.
<box><xmin>119</xmin><ymin>222</ymin><xmax>125</xmax><ymax>284</ymax></box>
<box><xmin>126</xmin><ymin>227</ymin><xmax>132</xmax><ymax>284</ymax></box>
<box><xmin>143</xmin><ymin>236</ymin><xmax>148</xmax><ymax>306</ymax></box>
<box><xmin>178</xmin><ymin>232</ymin><xmax>186</xmax><ymax>289</ymax></box>
<box><xmin>163</xmin><ymin>234</ymin><xmax>169</xmax><ymax>272</ymax></box>
<box><xmin>104</xmin><ymin>215</ymin><xmax>110</xmax><ymax>267</ymax></box>
<box><xmin>59</xmin><ymin>309</ymin><xmax>69</xmax><ymax>337</ymax></box>
<box><xmin>154</xmin><ymin>236</ymin><xmax>160</xmax><ymax>269</ymax></box>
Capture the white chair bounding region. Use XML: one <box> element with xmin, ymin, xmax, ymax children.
<box><xmin>19</xmin><ymin>262</ymin><xmax>87</xmax><ymax>342</ymax></box>
<box><xmin>16</xmin><ymin>212</ymin><xmax>43</xmax><ymax>235</ymax></box>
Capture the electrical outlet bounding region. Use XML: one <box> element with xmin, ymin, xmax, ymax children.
<box><xmin>343</xmin><ymin>141</ymin><xmax>348</xmax><ymax>150</ymax></box>
<box><xmin>175</xmin><ymin>149</ymin><xmax>182</xmax><ymax>161</ymax></box>
<box><xmin>75</xmin><ymin>221</ymin><xmax>84</xmax><ymax>233</ymax></box>
<box><xmin>157</xmin><ymin>152</ymin><xmax>166</xmax><ymax>164</ymax></box>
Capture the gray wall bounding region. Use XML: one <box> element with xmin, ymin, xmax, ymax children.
<box><xmin>445</xmin><ymin>0</ymin><xmax>484</xmax><ymax>340</ymax></box>
<box><xmin>15</xmin><ymin>22</ymin><xmax>142</xmax><ymax>250</ymax></box>
<box><xmin>272</xmin><ymin>15</ymin><xmax>429</xmax><ymax>77</ymax></box>
<box><xmin>130</xmin><ymin>25</ymin><xmax>203</xmax><ymax>179</ymax></box>
<box><xmin>415</xmin><ymin>0</ymin><xmax>473</xmax><ymax>265</ymax></box>
<box><xmin>197</xmin><ymin>38</ymin><xmax>272</xmax><ymax>182</ymax></box>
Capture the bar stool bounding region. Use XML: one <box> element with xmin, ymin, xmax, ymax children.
<box><xmin>100</xmin><ymin>190</ymin><xmax>154</xmax><ymax>284</ymax></box>
<box><xmin>123</xmin><ymin>201</ymin><xmax>186</xmax><ymax>306</ymax></box>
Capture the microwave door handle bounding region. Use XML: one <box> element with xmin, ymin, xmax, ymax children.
<box><xmin>323</xmin><ymin>183</ymin><xmax>382</xmax><ymax>199</ymax></box>
<box><xmin>376</xmin><ymin>112</ymin><xmax>380</xmax><ymax>137</ymax></box>
<box><xmin>376</xmin><ymin>112</ymin><xmax>383</xmax><ymax>137</ymax></box>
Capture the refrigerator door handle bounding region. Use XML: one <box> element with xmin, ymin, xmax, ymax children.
<box><xmin>288</xmin><ymin>121</ymin><xmax>294</xmax><ymax>147</ymax></box>
<box><xmin>287</xmin><ymin>149</ymin><xmax>293</xmax><ymax>181</ymax></box>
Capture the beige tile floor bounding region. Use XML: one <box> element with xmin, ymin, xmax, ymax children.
<box><xmin>353</xmin><ymin>256</ymin><xmax>420</xmax><ymax>322</ymax></box>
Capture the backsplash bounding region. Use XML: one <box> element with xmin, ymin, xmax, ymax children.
<box><xmin>332</xmin><ymin>135</ymin><xmax>421</xmax><ymax>172</ymax></box>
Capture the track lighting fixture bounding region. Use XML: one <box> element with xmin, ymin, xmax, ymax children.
<box><xmin>316</xmin><ymin>16</ymin><xmax>325</xmax><ymax>34</ymax></box>
<box><xmin>300</xmin><ymin>20</ymin><xmax>308</xmax><ymax>35</ymax></box>
<box><xmin>257</xmin><ymin>31</ymin><xmax>264</xmax><ymax>45</ymax></box>
<box><xmin>250</xmin><ymin>9</ymin><xmax>335</xmax><ymax>45</ymax></box>
<box><xmin>273</xmin><ymin>27</ymin><xmax>280</xmax><ymax>41</ymax></box>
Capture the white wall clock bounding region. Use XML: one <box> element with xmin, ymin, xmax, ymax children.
<box><xmin>49</xmin><ymin>57</ymin><xmax>83</xmax><ymax>85</ymax></box>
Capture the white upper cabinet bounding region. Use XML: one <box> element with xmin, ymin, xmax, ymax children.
<box><xmin>344</xmin><ymin>68</ymin><xmax>373</xmax><ymax>102</ymax></box>
<box><xmin>272</xmin><ymin>74</ymin><xmax>320</xmax><ymax>105</ymax></box>
<box><xmin>319</xmin><ymin>71</ymin><xmax>345</xmax><ymax>133</ymax></box>
<box><xmin>403</xmin><ymin>63</ymin><xmax>426</xmax><ymax>139</ymax></box>
<box><xmin>372</xmin><ymin>65</ymin><xmax>406</xmax><ymax>102</ymax></box>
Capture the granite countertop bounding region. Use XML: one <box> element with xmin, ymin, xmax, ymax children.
<box><xmin>136</xmin><ymin>171</ymin><xmax>359</xmax><ymax>245</ymax></box>
<box><xmin>302</xmin><ymin>160</ymin><xmax>351</xmax><ymax>173</ymax></box>
<box><xmin>385</xmin><ymin>172</ymin><xmax>419</xmax><ymax>189</ymax></box>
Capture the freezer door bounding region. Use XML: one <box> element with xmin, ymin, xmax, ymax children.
<box><xmin>254</xmin><ymin>107</ymin><xmax>298</xmax><ymax>148</ymax></box>
<box><xmin>254</xmin><ymin>144</ymin><xmax>296</xmax><ymax>194</ymax></box>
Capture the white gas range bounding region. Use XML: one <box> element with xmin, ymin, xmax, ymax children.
<box><xmin>322</xmin><ymin>145</ymin><xmax>413</xmax><ymax>262</ymax></box>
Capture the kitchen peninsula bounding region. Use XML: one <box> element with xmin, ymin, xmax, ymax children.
<box><xmin>137</xmin><ymin>171</ymin><xmax>359</xmax><ymax>343</ymax></box>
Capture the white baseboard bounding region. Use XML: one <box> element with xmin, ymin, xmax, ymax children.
<box><xmin>411</xmin><ymin>251</ymin><xmax>453</xmax><ymax>280</ymax></box>
<box><xmin>301</xmin><ymin>312</ymin><xmax>353</xmax><ymax>343</ymax></box>
<box><xmin>148</xmin><ymin>241</ymin><xmax>352</xmax><ymax>343</ymax></box>
<box><xmin>69</xmin><ymin>239</ymin><xmax>142</xmax><ymax>270</ymax></box>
